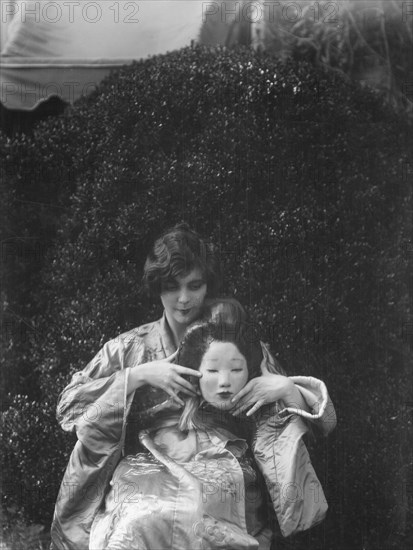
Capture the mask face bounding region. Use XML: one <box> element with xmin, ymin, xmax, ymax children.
<box><xmin>198</xmin><ymin>341</ymin><xmax>248</xmax><ymax>411</ymax></box>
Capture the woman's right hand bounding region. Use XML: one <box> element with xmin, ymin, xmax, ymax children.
<box><xmin>129</xmin><ymin>351</ymin><xmax>202</xmax><ymax>406</ymax></box>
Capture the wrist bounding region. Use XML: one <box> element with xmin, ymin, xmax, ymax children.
<box><xmin>280</xmin><ymin>378</ymin><xmax>306</xmax><ymax>410</ymax></box>
<box><xmin>281</xmin><ymin>377</ymin><xmax>296</xmax><ymax>402</ymax></box>
<box><xmin>281</xmin><ymin>378</ymin><xmax>310</xmax><ymax>412</ymax></box>
<box><xmin>128</xmin><ymin>364</ymin><xmax>149</xmax><ymax>393</ymax></box>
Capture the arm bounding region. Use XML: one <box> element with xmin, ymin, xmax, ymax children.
<box><xmin>51</xmin><ymin>337</ymin><xmax>140</xmax><ymax>550</ymax></box>
<box><xmin>126</xmin><ymin>351</ymin><xmax>201</xmax><ymax>405</ymax></box>
<box><xmin>283</xmin><ymin>375</ymin><xmax>337</xmax><ymax>435</ymax></box>
<box><xmin>253</xmin><ymin>406</ymin><xmax>329</xmax><ymax>537</ymax></box>
<box><xmin>56</xmin><ymin>337</ymin><xmax>135</xmax><ymax>450</ymax></box>
<box><xmin>57</xmin><ymin>337</ymin><xmax>201</xmax><ymax>446</ymax></box>
<box><xmin>231</xmin><ymin>343</ymin><xmax>337</xmax><ymax>435</ymax></box>
<box><xmin>281</xmin><ymin>378</ymin><xmax>310</xmax><ymax>410</ymax></box>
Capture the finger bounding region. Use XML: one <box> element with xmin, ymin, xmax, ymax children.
<box><xmin>231</xmin><ymin>387</ymin><xmax>248</xmax><ymax>404</ymax></box>
<box><xmin>229</xmin><ymin>395</ymin><xmax>247</xmax><ymax>410</ymax></box>
<box><xmin>230</xmin><ymin>397</ymin><xmax>251</xmax><ymax>415</ymax></box>
<box><xmin>246</xmin><ymin>400</ymin><xmax>264</xmax><ymax>416</ymax></box>
<box><xmin>231</xmin><ymin>381</ymin><xmax>254</xmax><ymax>403</ymax></box>
<box><xmin>166</xmin><ymin>390</ymin><xmax>184</xmax><ymax>407</ymax></box>
<box><xmin>237</xmin><ymin>401</ymin><xmax>254</xmax><ymax>414</ymax></box>
<box><xmin>174</xmin><ymin>377</ymin><xmax>199</xmax><ymax>396</ymax></box>
<box><xmin>165</xmin><ymin>350</ymin><xmax>179</xmax><ymax>362</ymax></box>
<box><xmin>231</xmin><ymin>399</ymin><xmax>253</xmax><ymax>416</ymax></box>
<box><xmin>174</xmin><ymin>365</ymin><xmax>203</xmax><ymax>378</ymax></box>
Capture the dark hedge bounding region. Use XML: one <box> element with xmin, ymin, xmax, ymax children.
<box><xmin>1</xmin><ymin>46</ymin><xmax>412</xmax><ymax>549</ymax></box>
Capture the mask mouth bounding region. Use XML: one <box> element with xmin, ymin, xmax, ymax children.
<box><xmin>217</xmin><ymin>391</ymin><xmax>233</xmax><ymax>398</ymax></box>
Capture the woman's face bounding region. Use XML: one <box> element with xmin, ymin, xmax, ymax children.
<box><xmin>160</xmin><ymin>268</ymin><xmax>207</xmax><ymax>330</ymax></box>
<box><xmin>198</xmin><ymin>341</ymin><xmax>249</xmax><ymax>411</ymax></box>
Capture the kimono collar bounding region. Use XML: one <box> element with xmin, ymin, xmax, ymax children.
<box><xmin>159</xmin><ymin>312</ymin><xmax>178</xmax><ymax>357</ymax></box>
<box><xmin>195</xmin><ymin>403</ymin><xmax>255</xmax><ymax>444</ymax></box>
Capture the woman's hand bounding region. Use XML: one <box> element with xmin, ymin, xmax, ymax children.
<box><xmin>129</xmin><ymin>351</ymin><xmax>202</xmax><ymax>406</ymax></box>
<box><xmin>230</xmin><ymin>374</ymin><xmax>295</xmax><ymax>417</ymax></box>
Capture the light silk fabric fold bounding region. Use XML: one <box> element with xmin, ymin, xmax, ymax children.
<box><xmin>253</xmin><ymin>405</ymin><xmax>328</xmax><ymax>537</ymax></box>
<box><xmin>89</xmin><ymin>423</ymin><xmax>260</xmax><ymax>550</ymax></box>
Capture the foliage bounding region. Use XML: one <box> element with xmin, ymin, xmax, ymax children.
<box><xmin>0</xmin><ymin>515</ymin><xmax>51</xmax><ymax>550</ymax></box>
<box><xmin>0</xmin><ymin>46</ymin><xmax>411</xmax><ymax>548</ymax></box>
<box><xmin>0</xmin><ymin>397</ymin><xmax>74</xmax><ymax>527</ymax></box>
<box><xmin>0</xmin><ymin>128</ymin><xmax>78</xmax><ymax>406</ymax></box>
<box><xmin>263</xmin><ymin>0</ymin><xmax>413</xmax><ymax>113</ymax></box>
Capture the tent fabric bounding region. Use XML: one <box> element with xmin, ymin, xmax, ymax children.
<box><xmin>0</xmin><ymin>58</ymin><xmax>133</xmax><ymax>109</ymax></box>
<box><xmin>0</xmin><ymin>0</ymin><xmax>212</xmax><ymax>110</ymax></box>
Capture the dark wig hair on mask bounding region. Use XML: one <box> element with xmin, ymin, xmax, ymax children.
<box><xmin>142</xmin><ymin>223</ymin><xmax>222</xmax><ymax>298</ymax></box>
<box><xmin>178</xmin><ymin>321</ymin><xmax>262</xmax><ymax>379</ymax></box>
<box><xmin>201</xmin><ymin>297</ymin><xmax>248</xmax><ymax>326</ymax></box>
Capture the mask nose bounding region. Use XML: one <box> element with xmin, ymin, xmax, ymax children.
<box><xmin>218</xmin><ymin>371</ymin><xmax>231</xmax><ymax>387</ymax></box>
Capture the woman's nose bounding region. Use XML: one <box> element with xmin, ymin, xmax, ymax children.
<box><xmin>178</xmin><ymin>288</ymin><xmax>189</xmax><ymax>303</ymax></box>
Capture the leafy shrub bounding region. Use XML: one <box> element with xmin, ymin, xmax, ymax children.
<box><xmin>263</xmin><ymin>0</ymin><xmax>413</xmax><ymax>113</ymax></box>
<box><xmin>0</xmin><ymin>397</ymin><xmax>74</xmax><ymax>538</ymax></box>
<box><xmin>0</xmin><ymin>126</ymin><xmax>80</xmax><ymax>406</ymax></box>
<box><xmin>1</xmin><ymin>46</ymin><xmax>411</xmax><ymax>548</ymax></box>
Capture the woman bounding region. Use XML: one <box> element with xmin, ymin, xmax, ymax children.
<box><xmin>89</xmin><ymin>320</ymin><xmax>266</xmax><ymax>549</ymax></box>
<box><xmin>50</xmin><ymin>224</ymin><xmax>336</xmax><ymax>550</ymax></box>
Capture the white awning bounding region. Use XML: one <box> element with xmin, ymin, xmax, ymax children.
<box><xmin>0</xmin><ymin>0</ymin><xmax>213</xmax><ymax>110</ymax></box>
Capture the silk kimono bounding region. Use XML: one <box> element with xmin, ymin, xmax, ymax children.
<box><xmin>50</xmin><ymin>314</ymin><xmax>336</xmax><ymax>550</ymax></box>
<box><xmin>89</xmin><ymin>411</ymin><xmax>270</xmax><ymax>550</ymax></box>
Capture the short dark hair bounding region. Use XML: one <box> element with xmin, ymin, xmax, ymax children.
<box><xmin>142</xmin><ymin>223</ymin><xmax>221</xmax><ymax>297</ymax></box>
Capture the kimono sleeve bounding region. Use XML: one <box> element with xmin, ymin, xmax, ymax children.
<box><xmin>282</xmin><ymin>376</ymin><xmax>337</xmax><ymax>436</ymax></box>
<box><xmin>56</xmin><ymin>336</ymin><xmax>140</xmax><ymax>451</ymax></box>
<box><xmin>253</xmin><ymin>407</ymin><xmax>328</xmax><ymax>537</ymax></box>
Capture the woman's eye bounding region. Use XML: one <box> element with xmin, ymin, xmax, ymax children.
<box><xmin>206</xmin><ymin>369</ymin><xmax>218</xmax><ymax>373</ymax></box>
<box><xmin>232</xmin><ymin>369</ymin><xmax>243</xmax><ymax>372</ymax></box>
<box><xmin>189</xmin><ymin>283</ymin><xmax>204</xmax><ymax>290</ymax></box>
<box><xmin>163</xmin><ymin>283</ymin><xmax>178</xmax><ymax>291</ymax></box>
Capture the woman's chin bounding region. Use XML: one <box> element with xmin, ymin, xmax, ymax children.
<box><xmin>174</xmin><ymin>307</ymin><xmax>201</xmax><ymax>326</ymax></box>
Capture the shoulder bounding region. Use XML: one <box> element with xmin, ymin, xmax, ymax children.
<box><xmin>106</xmin><ymin>318</ymin><xmax>163</xmax><ymax>350</ymax></box>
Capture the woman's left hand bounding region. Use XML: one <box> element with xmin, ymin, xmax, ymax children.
<box><xmin>230</xmin><ymin>374</ymin><xmax>294</xmax><ymax>417</ymax></box>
